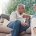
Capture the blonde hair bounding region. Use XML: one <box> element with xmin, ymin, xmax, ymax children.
<box><xmin>17</xmin><ymin>4</ymin><xmax>25</xmax><ymax>9</ymax></box>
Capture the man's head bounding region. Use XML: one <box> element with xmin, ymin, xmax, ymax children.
<box><xmin>17</xmin><ymin>4</ymin><xmax>25</xmax><ymax>14</ymax></box>
<box><xmin>34</xmin><ymin>4</ymin><xmax>36</xmax><ymax>11</ymax></box>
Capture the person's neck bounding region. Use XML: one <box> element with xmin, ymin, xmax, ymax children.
<box><xmin>18</xmin><ymin>11</ymin><xmax>23</xmax><ymax>15</ymax></box>
<box><xmin>19</xmin><ymin>13</ymin><xmax>23</xmax><ymax>15</ymax></box>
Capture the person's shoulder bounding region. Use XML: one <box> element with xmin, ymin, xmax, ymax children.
<box><xmin>32</xmin><ymin>14</ymin><xmax>36</xmax><ymax>18</ymax></box>
<box><xmin>11</xmin><ymin>11</ymin><xmax>17</xmax><ymax>14</ymax></box>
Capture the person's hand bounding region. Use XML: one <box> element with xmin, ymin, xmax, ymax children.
<box><xmin>22</xmin><ymin>14</ymin><xmax>30</xmax><ymax>18</ymax></box>
<box><xmin>21</xmin><ymin>22</ymin><xmax>26</xmax><ymax>26</ymax></box>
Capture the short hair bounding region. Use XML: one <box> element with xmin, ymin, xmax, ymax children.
<box><xmin>17</xmin><ymin>4</ymin><xmax>25</xmax><ymax>9</ymax></box>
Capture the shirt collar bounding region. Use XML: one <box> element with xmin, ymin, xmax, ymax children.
<box><xmin>16</xmin><ymin>11</ymin><xmax>23</xmax><ymax>15</ymax></box>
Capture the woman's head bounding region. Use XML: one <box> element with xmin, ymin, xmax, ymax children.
<box><xmin>17</xmin><ymin>4</ymin><xmax>25</xmax><ymax>14</ymax></box>
<box><xmin>34</xmin><ymin>4</ymin><xmax>36</xmax><ymax>12</ymax></box>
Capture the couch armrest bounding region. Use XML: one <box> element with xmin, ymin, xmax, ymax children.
<box><xmin>1</xmin><ymin>14</ymin><xmax>10</xmax><ymax>21</ymax></box>
<box><xmin>0</xmin><ymin>26</ymin><xmax>12</xmax><ymax>34</ymax></box>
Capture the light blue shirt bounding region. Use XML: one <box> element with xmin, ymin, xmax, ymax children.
<box><xmin>32</xmin><ymin>14</ymin><xmax>36</xmax><ymax>18</ymax></box>
<box><xmin>32</xmin><ymin>11</ymin><xmax>36</xmax><ymax>18</ymax></box>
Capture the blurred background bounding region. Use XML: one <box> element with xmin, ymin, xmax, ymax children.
<box><xmin>2</xmin><ymin>0</ymin><xmax>36</xmax><ymax>15</ymax></box>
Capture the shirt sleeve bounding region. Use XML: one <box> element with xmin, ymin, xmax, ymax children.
<box><xmin>10</xmin><ymin>12</ymin><xmax>17</xmax><ymax>21</ymax></box>
<box><xmin>32</xmin><ymin>15</ymin><xmax>36</xmax><ymax>18</ymax></box>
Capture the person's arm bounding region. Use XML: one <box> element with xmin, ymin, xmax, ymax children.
<box><xmin>23</xmin><ymin>13</ymin><xmax>31</xmax><ymax>18</ymax></box>
<box><xmin>10</xmin><ymin>12</ymin><xmax>26</xmax><ymax>26</ymax></box>
<box><xmin>10</xmin><ymin>12</ymin><xmax>17</xmax><ymax>21</ymax></box>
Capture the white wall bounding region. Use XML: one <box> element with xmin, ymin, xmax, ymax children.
<box><xmin>0</xmin><ymin>0</ymin><xmax>2</xmax><ymax>15</ymax></box>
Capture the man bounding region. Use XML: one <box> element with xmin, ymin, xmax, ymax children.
<box><xmin>7</xmin><ymin>4</ymin><xmax>30</xmax><ymax>36</ymax></box>
<box><xmin>33</xmin><ymin>4</ymin><xmax>36</xmax><ymax>18</ymax></box>
<box><xmin>31</xmin><ymin>3</ymin><xmax>36</xmax><ymax>36</ymax></box>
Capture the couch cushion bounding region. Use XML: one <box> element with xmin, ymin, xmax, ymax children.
<box><xmin>0</xmin><ymin>17</ymin><xmax>4</xmax><ymax>26</ymax></box>
<box><xmin>1</xmin><ymin>14</ymin><xmax>10</xmax><ymax>21</ymax></box>
<box><xmin>0</xmin><ymin>26</ymin><xmax>12</xmax><ymax>34</ymax></box>
<box><xmin>26</xmin><ymin>27</ymin><xmax>31</xmax><ymax>34</ymax></box>
<box><xmin>2</xmin><ymin>19</ymin><xmax>9</xmax><ymax>27</ymax></box>
<box><xmin>6</xmin><ymin>31</ymin><xmax>25</xmax><ymax>36</ymax></box>
<box><xmin>0</xmin><ymin>33</ymin><xmax>6</xmax><ymax>36</ymax></box>
<box><xmin>0</xmin><ymin>17</ymin><xmax>4</xmax><ymax>23</ymax></box>
<box><xmin>0</xmin><ymin>23</ymin><xmax>3</xmax><ymax>26</ymax></box>
<box><xmin>6</xmin><ymin>34</ymin><xmax>11</xmax><ymax>36</ymax></box>
<box><xmin>24</xmin><ymin>34</ymin><xmax>31</xmax><ymax>36</ymax></box>
<box><xmin>19</xmin><ymin>31</ymin><xmax>25</xmax><ymax>36</ymax></box>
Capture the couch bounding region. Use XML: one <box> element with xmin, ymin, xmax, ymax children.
<box><xmin>0</xmin><ymin>14</ymin><xmax>31</xmax><ymax>36</ymax></box>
